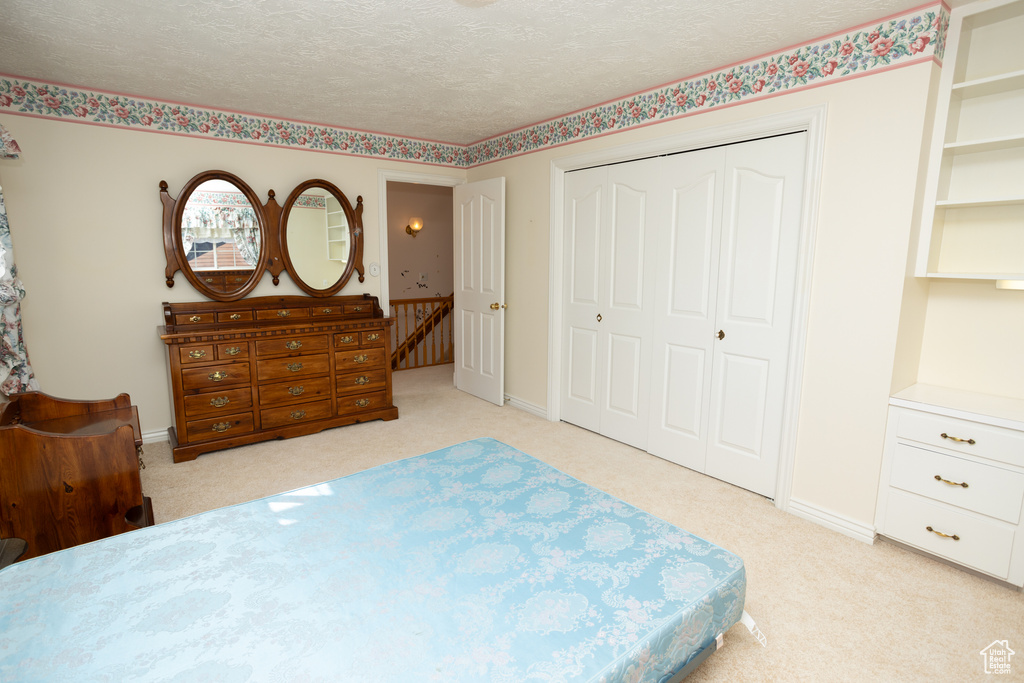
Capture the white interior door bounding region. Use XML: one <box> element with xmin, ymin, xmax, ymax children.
<box><xmin>704</xmin><ymin>134</ymin><xmax>807</xmax><ymax>496</ymax></box>
<box><xmin>454</xmin><ymin>178</ymin><xmax>506</xmax><ymax>406</ymax></box>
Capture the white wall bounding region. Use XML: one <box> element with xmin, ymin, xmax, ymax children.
<box><xmin>0</xmin><ymin>113</ymin><xmax>463</xmax><ymax>436</ymax></box>
<box><xmin>468</xmin><ymin>62</ymin><xmax>939</xmax><ymax>526</ymax></box>
<box><xmin>386</xmin><ymin>181</ymin><xmax>454</xmax><ymax>299</ymax></box>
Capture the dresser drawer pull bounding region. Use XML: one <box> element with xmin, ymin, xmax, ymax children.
<box><xmin>339</xmin><ymin>335</ymin><xmax>355</xmax><ymax>344</ymax></box>
<box><xmin>290</xmin><ymin>410</ymin><xmax>306</xmax><ymax>420</ymax></box>
<box><xmin>287</xmin><ymin>362</ymin><xmax>303</xmax><ymax>372</ymax></box>
<box><xmin>322</xmin><ymin>308</ymin><xmax>334</xmax><ymax>314</ymax></box>
<box><xmin>354</xmin><ymin>375</ymin><xmax>370</xmax><ymax>385</ymax></box>
<box><xmin>353</xmin><ymin>306</ymin><xmax>364</xmax><ymax>312</ymax></box>
<box><xmin>205</xmin><ymin>277</ymin><xmax>214</xmax><ymax>283</ymax></box>
<box><xmin>208</xmin><ymin>371</ymin><xmax>228</xmax><ymax>382</ymax></box>
<box><xmin>211</xmin><ymin>422</ymin><xmax>232</xmax><ymax>433</ymax></box>
<box><xmin>188</xmin><ymin>350</ymin><xmax>207</xmax><ymax>359</ymax></box>
<box><xmin>934</xmin><ymin>474</ymin><xmax>969</xmax><ymax>489</ymax></box>
<box><xmin>224</xmin><ymin>346</ymin><xmax>241</xmax><ymax>356</ymax></box>
<box><xmin>940</xmin><ymin>432</ymin><xmax>975</xmax><ymax>445</ymax></box>
<box><xmin>355</xmin><ymin>398</ymin><xmax>370</xmax><ymax>408</ymax></box>
<box><xmin>925</xmin><ymin>526</ymin><xmax>960</xmax><ymax>541</ymax></box>
<box><xmin>353</xmin><ymin>354</ymin><xmax>369</xmax><ymax>364</ymax></box>
<box><xmin>189</xmin><ymin>315</ymin><xmax>202</xmax><ymax>323</ymax></box>
<box><xmin>210</xmin><ymin>396</ymin><xmax>230</xmax><ymax>408</ymax></box>
<box><xmin>285</xmin><ymin>340</ymin><xmax>302</xmax><ymax>350</ymax></box>
<box><xmin>277</xmin><ymin>310</ymin><xmax>291</xmax><ymax>317</ymax></box>
<box><xmin>366</xmin><ymin>333</ymin><xmax>381</xmax><ymax>341</ymax></box>
<box><xmin>230</xmin><ymin>313</ymin><xmax>242</xmax><ymax>320</ymax></box>
<box><xmin>288</xmin><ymin>385</ymin><xmax>304</xmax><ymax>396</ymax></box>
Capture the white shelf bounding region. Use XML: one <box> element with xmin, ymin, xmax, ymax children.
<box><xmin>951</xmin><ymin>68</ymin><xmax>1024</xmax><ymax>98</ymax></box>
<box><xmin>935</xmin><ymin>196</ymin><xmax>1024</xmax><ymax>209</ymax></box>
<box><xmin>944</xmin><ymin>133</ymin><xmax>1024</xmax><ymax>155</ymax></box>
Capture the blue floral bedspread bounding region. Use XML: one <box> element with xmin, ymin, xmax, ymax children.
<box><xmin>0</xmin><ymin>438</ymin><xmax>745</xmax><ymax>682</ymax></box>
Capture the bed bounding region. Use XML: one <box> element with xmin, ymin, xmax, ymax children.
<box><xmin>0</xmin><ymin>438</ymin><xmax>752</xmax><ymax>682</ymax></box>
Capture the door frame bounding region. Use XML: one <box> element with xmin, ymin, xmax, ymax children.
<box><xmin>547</xmin><ymin>104</ymin><xmax>828</xmax><ymax>511</ymax></box>
<box><xmin>376</xmin><ymin>169</ymin><xmax>465</xmax><ymax>312</ymax></box>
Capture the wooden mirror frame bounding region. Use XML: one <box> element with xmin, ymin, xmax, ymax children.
<box><xmin>161</xmin><ymin>170</ymin><xmax>271</xmax><ymax>301</ymax></box>
<box><xmin>278</xmin><ymin>179</ymin><xmax>365</xmax><ymax>297</ymax></box>
<box><xmin>161</xmin><ymin>172</ymin><xmax>364</xmax><ymax>301</ymax></box>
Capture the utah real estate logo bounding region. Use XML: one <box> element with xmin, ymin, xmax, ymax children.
<box><xmin>980</xmin><ymin>640</ymin><xmax>1014</xmax><ymax>675</ymax></box>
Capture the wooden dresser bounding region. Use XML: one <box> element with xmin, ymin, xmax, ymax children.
<box><xmin>875</xmin><ymin>384</ymin><xmax>1024</xmax><ymax>587</ymax></box>
<box><xmin>160</xmin><ymin>294</ymin><xmax>399</xmax><ymax>462</ymax></box>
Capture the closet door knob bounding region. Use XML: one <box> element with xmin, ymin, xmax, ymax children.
<box><xmin>717</xmin><ymin>330</ymin><xmax>725</xmax><ymax>340</ymax></box>
<box><xmin>596</xmin><ymin>314</ymin><xmax>603</xmax><ymax>323</ymax></box>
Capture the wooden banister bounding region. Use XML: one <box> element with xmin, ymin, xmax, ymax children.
<box><xmin>390</xmin><ymin>296</ymin><xmax>454</xmax><ymax>371</ymax></box>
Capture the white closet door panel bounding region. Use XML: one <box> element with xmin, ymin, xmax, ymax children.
<box><xmin>610</xmin><ymin>182</ymin><xmax>647</xmax><ymax>310</ymax></box>
<box><xmin>705</xmin><ymin>133</ymin><xmax>807</xmax><ymax>497</ymax></box>
<box><xmin>561</xmin><ymin>168</ymin><xmax>607</xmax><ymax>430</ymax></box>
<box><xmin>647</xmin><ymin>149</ymin><xmax>725</xmax><ymax>469</ymax></box>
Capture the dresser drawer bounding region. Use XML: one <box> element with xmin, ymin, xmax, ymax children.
<box><xmin>179</xmin><ymin>344</ymin><xmax>214</xmax><ymax>364</ymax></box>
<box><xmin>217</xmin><ymin>342</ymin><xmax>247</xmax><ymax>360</ymax></box>
<box><xmin>256</xmin><ymin>354</ymin><xmax>330</xmax><ymax>382</ymax></box>
<box><xmin>890</xmin><ymin>443</ymin><xmax>1024</xmax><ymax>524</ymax></box>
<box><xmin>882</xmin><ymin>490</ymin><xmax>1015</xmax><ymax>579</ymax></box>
<box><xmin>258</xmin><ymin>377</ymin><xmax>332</xmax><ymax>406</ymax></box>
<box><xmin>337</xmin><ymin>391</ymin><xmax>388</xmax><ymax>416</ymax></box>
<box><xmin>312</xmin><ymin>305</ymin><xmax>342</xmax><ymax>317</ymax></box>
<box><xmin>255</xmin><ymin>335</ymin><xmax>329</xmax><ymax>357</ymax></box>
<box><xmin>184</xmin><ymin>412</ymin><xmax>255</xmax><ymax>443</ymax></box>
<box><xmin>344</xmin><ymin>303</ymin><xmax>372</xmax><ymax>316</ymax></box>
<box><xmin>260</xmin><ymin>399</ymin><xmax>332</xmax><ymax>429</ymax></box>
<box><xmin>335</xmin><ymin>348</ymin><xmax>386</xmax><ymax>371</ymax></box>
<box><xmin>361</xmin><ymin>330</ymin><xmax>386</xmax><ymax>347</ymax></box>
<box><xmin>336</xmin><ymin>369</ymin><xmax>387</xmax><ymax>396</ymax></box>
<box><xmin>334</xmin><ymin>332</ymin><xmax>360</xmax><ymax>348</ymax></box>
<box><xmin>256</xmin><ymin>307</ymin><xmax>310</xmax><ymax>322</ymax></box>
<box><xmin>217</xmin><ymin>310</ymin><xmax>253</xmax><ymax>324</ymax></box>
<box><xmin>896</xmin><ymin>410</ymin><xmax>1024</xmax><ymax>466</ymax></box>
<box><xmin>175</xmin><ymin>312</ymin><xmax>215</xmax><ymax>326</ymax></box>
<box><xmin>183</xmin><ymin>388</ymin><xmax>253</xmax><ymax>418</ymax></box>
<box><xmin>181</xmin><ymin>362</ymin><xmax>251</xmax><ymax>391</ymax></box>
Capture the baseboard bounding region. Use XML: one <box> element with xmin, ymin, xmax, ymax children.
<box><xmin>503</xmin><ymin>395</ymin><xmax>548</xmax><ymax>419</ymax></box>
<box><xmin>787</xmin><ymin>497</ymin><xmax>876</xmax><ymax>544</ymax></box>
<box><xmin>142</xmin><ymin>429</ymin><xmax>170</xmax><ymax>445</ymax></box>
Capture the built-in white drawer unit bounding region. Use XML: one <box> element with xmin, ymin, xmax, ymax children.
<box><xmin>875</xmin><ymin>384</ymin><xmax>1024</xmax><ymax>587</ymax></box>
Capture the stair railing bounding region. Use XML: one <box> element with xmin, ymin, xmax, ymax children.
<box><xmin>390</xmin><ymin>295</ymin><xmax>454</xmax><ymax>371</ymax></box>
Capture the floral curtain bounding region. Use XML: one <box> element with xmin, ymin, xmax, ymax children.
<box><xmin>0</xmin><ymin>125</ymin><xmax>39</xmax><ymax>395</ymax></box>
<box><xmin>181</xmin><ymin>204</ymin><xmax>260</xmax><ymax>266</ymax></box>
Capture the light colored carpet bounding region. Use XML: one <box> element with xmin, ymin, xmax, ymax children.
<box><xmin>140</xmin><ymin>365</ymin><xmax>1024</xmax><ymax>681</ymax></box>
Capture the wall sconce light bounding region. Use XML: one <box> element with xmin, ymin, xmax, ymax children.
<box><xmin>406</xmin><ymin>217</ymin><xmax>423</xmax><ymax>237</ymax></box>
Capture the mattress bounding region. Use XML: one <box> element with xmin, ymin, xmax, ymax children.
<box><xmin>0</xmin><ymin>438</ymin><xmax>745</xmax><ymax>682</ymax></box>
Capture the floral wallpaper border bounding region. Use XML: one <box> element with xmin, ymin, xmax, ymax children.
<box><xmin>0</xmin><ymin>3</ymin><xmax>947</xmax><ymax>169</ymax></box>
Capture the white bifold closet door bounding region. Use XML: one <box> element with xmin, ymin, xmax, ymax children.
<box><xmin>562</xmin><ymin>133</ymin><xmax>807</xmax><ymax>498</ymax></box>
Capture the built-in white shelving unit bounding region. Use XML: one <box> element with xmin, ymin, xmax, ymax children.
<box><xmin>916</xmin><ymin>0</ymin><xmax>1024</xmax><ymax>286</ymax></box>
<box><xmin>325</xmin><ymin>195</ymin><xmax>350</xmax><ymax>262</ymax></box>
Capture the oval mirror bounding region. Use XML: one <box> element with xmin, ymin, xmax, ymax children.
<box><xmin>172</xmin><ymin>171</ymin><xmax>267</xmax><ymax>300</ymax></box>
<box><xmin>280</xmin><ymin>179</ymin><xmax>358</xmax><ymax>296</ymax></box>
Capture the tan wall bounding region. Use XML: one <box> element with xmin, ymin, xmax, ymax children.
<box><xmin>386</xmin><ymin>182</ymin><xmax>454</xmax><ymax>299</ymax></box>
<box><xmin>0</xmin><ymin>113</ymin><xmax>463</xmax><ymax>435</ymax></box>
<box><xmin>468</xmin><ymin>62</ymin><xmax>938</xmax><ymax>525</ymax></box>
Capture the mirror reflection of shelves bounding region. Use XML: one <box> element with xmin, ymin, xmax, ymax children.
<box><xmin>916</xmin><ymin>0</ymin><xmax>1024</xmax><ymax>288</ymax></box>
<box><xmin>326</xmin><ymin>196</ymin><xmax>350</xmax><ymax>262</ymax></box>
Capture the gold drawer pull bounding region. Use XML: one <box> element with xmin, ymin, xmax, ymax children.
<box><xmin>285</xmin><ymin>340</ymin><xmax>302</xmax><ymax>350</ymax></box>
<box><xmin>212</xmin><ymin>422</ymin><xmax>232</xmax><ymax>433</ymax></box>
<box><xmin>188</xmin><ymin>350</ymin><xmax>207</xmax><ymax>359</ymax></box>
<box><xmin>934</xmin><ymin>474</ymin><xmax>968</xmax><ymax>489</ymax></box>
<box><xmin>354</xmin><ymin>375</ymin><xmax>370</xmax><ymax>385</ymax></box>
<box><xmin>290</xmin><ymin>410</ymin><xmax>306</xmax><ymax>420</ymax></box>
<box><xmin>366</xmin><ymin>333</ymin><xmax>381</xmax><ymax>341</ymax></box>
<box><xmin>940</xmin><ymin>433</ymin><xmax>975</xmax><ymax>445</ymax></box>
<box><xmin>353</xmin><ymin>354</ymin><xmax>369</xmax><ymax>364</ymax></box>
<box><xmin>224</xmin><ymin>346</ymin><xmax>241</xmax><ymax>356</ymax></box>
<box><xmin>339</xmin><ymin>335</ymin><xmax>355</xmax><ymax>344</ymax></box>
<box><xmin>230</xmin><ymin>313</ymin><xmax>242</xmax><ymax>320</ymax></box>
<box><xmin>204</xmin><ymin>277</ymin><xmax>214</xmax><ymax>283</ymax></box>
<box><xmin>189</xmin><ymin>315</ymin><xmax>202</xmax><ymax>323</ymax></box>
<box><xmin>353</xmin><ymin>306</ymin><xmax>364</xmax><ymax>312</ymax></box>
<box><xmin>210</xmin><ymin>396</ymin><xmax>230</xmax><ymax>408</ymax></box>
<box><xmin>208</xmin><ymin>371</ymin><xmax>228</xmax><ymax>382</ymax></box>
<box><xmin>288</xmin><ymin>385</ymin><xmax>304</xmax><ymax>396</ymax></box>
<box><xmin>277</xmin><ymin>310</ymin><xmax>291</xmax><ymax>317</ymax></box>
<box><xmin>355</xmin><ymin>398</ymin><xmax>370</xmax><ymax>408</ymax></box>
<box><xmin>322</xmin><ymin>308</ymin><xmax>334</xmax><ymax>314</ymax></box>
<box><xmin>926</xmin><ymin>526</ymin><xmax>960</xmax><ymax>541</ymax></box>
<box><xmin>287</xmin><ymin>362</ymin><xmax>303</xmax><ymax>372</ymax></box>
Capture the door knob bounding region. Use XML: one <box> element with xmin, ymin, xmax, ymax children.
<box><xmin>717</xmin><ymin>330</ymin><xmax>725</xmax><ymax>340</ymax></box>
<box><xmin>597</xmin><ymin>314</ymin><xmax>603</xmax><ymax>323</ymax></box>
<box><xmin>490</xmin><ymin>302</ymin><xmax>500</xmax><ymax>310</ymax></box>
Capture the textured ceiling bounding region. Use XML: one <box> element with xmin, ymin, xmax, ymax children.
<box><xmin>1</xmin><ymin>0</ymin><xmax>932</xmax><ymax>145</ymax></box>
